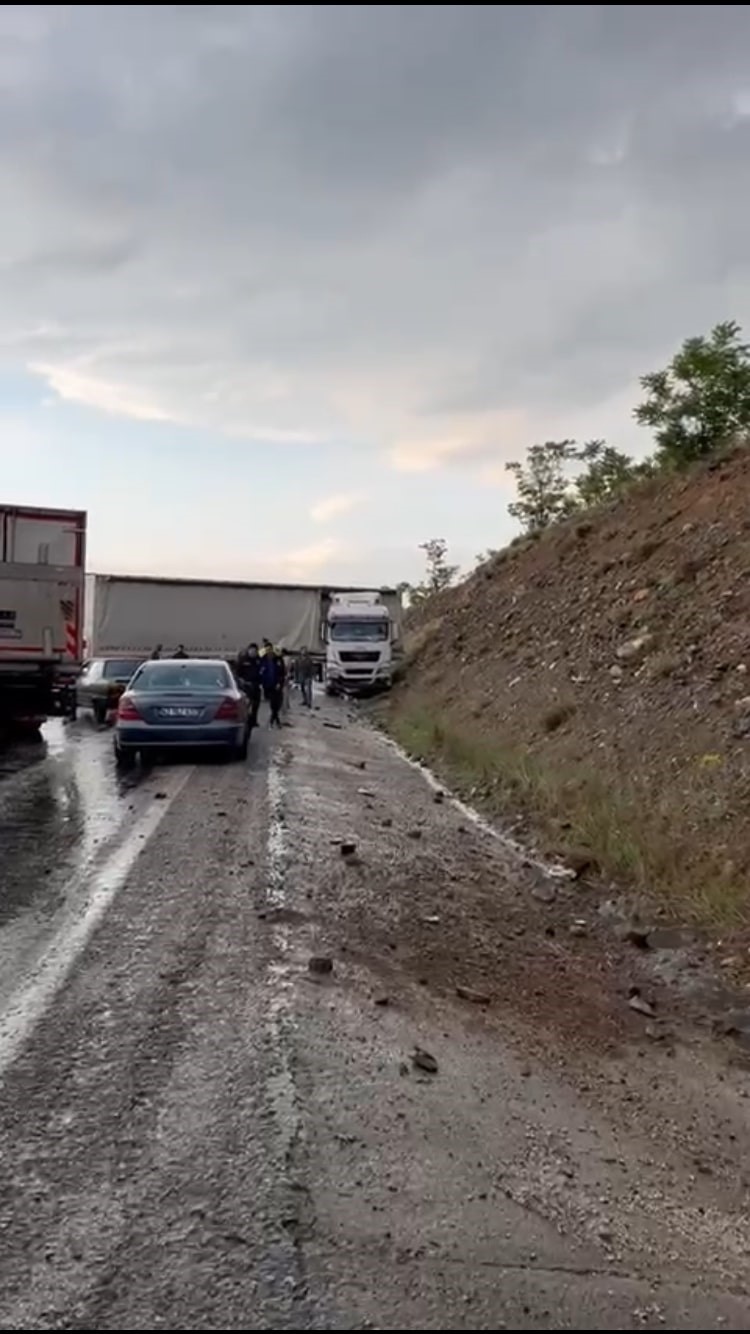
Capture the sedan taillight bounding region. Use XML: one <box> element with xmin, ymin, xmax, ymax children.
<box><xmin>117</xmin><ymin>695</ymin><xmax>142</xmax><ymax>721</ymax></box>
<box><xmin>215</xmin><ymin>696</ymin><xmax>240</xmax><ymax>721</ymax></box>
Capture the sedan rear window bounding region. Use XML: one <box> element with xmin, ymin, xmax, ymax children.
<box><xmin>133</xmin><ymin>662</ymin><xmax>232</xmax><ymax>691</ymax></box>
<box><xmin>102</xmin><ymin>659</ymin><xmax>143</xmax><ymax>679</ymax></box>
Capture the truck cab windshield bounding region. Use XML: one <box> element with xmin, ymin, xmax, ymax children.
<box><xmin>329</xmin><ymin>619</ymin><xmax>388</xmax><ymax>642</ymax></box>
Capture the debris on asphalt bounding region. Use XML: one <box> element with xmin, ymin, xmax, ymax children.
<box><xmin>622</xmin><ymin>925</ymin><xmax>651</xmax><ymax>950</ymax></box>
<box><xmin>154</xmin><ymin>791</ymin><xmax>168</xmax><ymax>800</ymax></box>
<box><xmin>422</xmin><ymin>914</ymin><xmax>440</xmax><ymax>925</ymax></box>
<box><xmin>532</xmin><ymin>882</ymin><xmax>556</xmax><ymax>904</ymax></box>
<box><xmin>407</xmin><ymin>828</ymin><xmax>423</xmax><ymax>840</ymax></box>
<box><xmin>308</xmin><ymin>955</ymin><xmax>334</xmax><ymax>976</ymax></box>
<box><xmin>433</xmin><ymin>789</ymin><xmax>445</xmax><ymax>803</ymax></box>
<box><xmin>569</xmin><ymin>920</ymin><xmax>588</xmax><ymax>937</ymax></box>
<box><xmin>381</xmin><ymin>817</ymin><xmax>393</xmax><ymax>828</ymax></box>
<box><xmin>628</xmin><ymin>989</ymin><xmax>656</xmax><ymax>1017</ymax></box>
<box><xmin>456</xmin><ymin>985</ymin><xmax>491</xmax><ymax>1005</ymax></box>
<box><xmin>412</xmin><ymin>1048</ymin><xmax>439</xmax><ymax>1075</ymax></box>
<box><xmin>323</xmin><ymin>721</ymin><xmax>343</xmax><ymax>730</ymax></box>
<box><xmin>357</xmin><ymin>787</ymin><xmax>376</xmax><ymax>798</ymax></box>
<box><xmin>374</xmin><ymin>995</ymin><xmax>391</xmax><ymax>1007</ymax></box>
<box><xmin>340</xmin><ymin>841</ymin><xmax>357</xmax><ymax>858</ymax></box>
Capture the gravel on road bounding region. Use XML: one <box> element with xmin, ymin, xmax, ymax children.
<box><xmin>0</xmin><ymin>703</ymin><xmax>748</xmax><ymax>1329</ymax></box>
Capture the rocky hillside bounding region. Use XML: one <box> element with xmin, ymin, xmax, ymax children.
<box><xmin>385</xmin><ymin>448</ymin><xmax>750</xmax><ymax>930</ymax></box>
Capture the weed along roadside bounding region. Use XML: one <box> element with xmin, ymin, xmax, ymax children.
<box><xmin>373</xmin><ymin>445</ymin><xmax>750</xmax><ymax>1014</ymax></box>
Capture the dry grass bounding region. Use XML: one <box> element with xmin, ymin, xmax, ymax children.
<box><xmin>384</xmin><ymin>705</ymin><xmax>749</xmax><ymax>930</ymax></box>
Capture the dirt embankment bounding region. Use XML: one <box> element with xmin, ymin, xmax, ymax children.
<box><xmin>383</xmin><ymin>448</ymin><xmax>750</xmax><ymax>946</ymax></box>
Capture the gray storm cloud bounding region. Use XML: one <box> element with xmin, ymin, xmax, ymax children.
<box><xmin>1</xmin><ymin>4</ymin><xmax>750</xmax><ymax>463</ymax></box>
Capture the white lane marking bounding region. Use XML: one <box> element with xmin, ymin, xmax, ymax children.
<box><xmin>267</xmin><ymin>752</ymin><xmax>287</xmax><ymax>909</ymax></box>
<box><xmin>264</xmin><ymin>745</ymin><xmax>304</xmax><ymax>1179</ymax></box>
<box><xmin>376</xmin><ymin>730</ymin><xmax>575</xmax><ymax>882</ymax></box>
<box><xmin>0</xmin><ymin>766</ymin><xmax>194</xmax><ymax>1082</ymax></box>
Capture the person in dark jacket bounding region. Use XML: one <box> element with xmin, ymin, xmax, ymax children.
<box><xmin>236</xmin><ymin>642</ymin><xmax>261</xmax><ymax>728</ymax></box>
<box><xmin>172</xmin><ymin>644</ymin><xmax>188</xmax><ymax>659</ymax></box>
<box><xmin>259</xmin><ymin>647</ymin><xmax>286</xmax><ymax>727</ymax></box>
<box><xmin>296</xmin><ymin>646</ymin><xmax>314</xmax><ymax>707</ymax></box>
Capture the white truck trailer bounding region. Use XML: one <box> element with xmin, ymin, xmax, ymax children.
<box><xmin>84</xmin><ymin>575</ymin><xmax>402</xmax><ymax>681</ymax></box>
<box><xmin>324</xmin><ymin>590</ymin><xmax>402</xmax><ymax>696</ymax></box>
<box><xmin>0</xmin><ymin>504</ymin><xmax>86</xmax><ymax>725</ymax></box>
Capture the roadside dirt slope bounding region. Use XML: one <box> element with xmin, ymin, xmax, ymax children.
<box><xmin>388</xmin><ymin>448</ymin><xmax>750</xmax><ymax>933</ymax></box>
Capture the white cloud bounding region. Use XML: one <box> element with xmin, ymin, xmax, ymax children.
<box><xmin>261</xmin><ymin>537</ymin><xmax>347</xmax><ymax>582</ymax></box>
<box><xmin>1</xmin><ymin>4</ymin><xmax>749</xmax><ymax>480</ymax></box>
<box><xmin>309</xmin><ymin>492</ymin><xmax>363</xmax><ymax>522</ymax></box>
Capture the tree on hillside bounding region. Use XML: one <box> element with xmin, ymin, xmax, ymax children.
<box><xmin>634</xmin><ymin>320</ymin><xmax>750</xmax><ymax>468</ymax></box>
<box><xmin>572</xmin><ymin>439</ymin><xmax>640</xmax><ymax>508</ymax></box>
<box><xmin>505</xmin><ymin>439</ymin><xmax>578</xmax><ymax>532</ymax></box>
<box><xmin>407</xmin><ymin>538</ymin><xmax>459</xmax><ymax>605</ymax></box>
<box><xmin>475</xmin><ymin>547</ymin><xmax>500</xmax><ymax>566</ymax></box>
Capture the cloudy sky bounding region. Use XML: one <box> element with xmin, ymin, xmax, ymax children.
<box><xmin>1</xmin><ymin>4</ymin><xmax>748</xmax><ymax>585</ymax></box>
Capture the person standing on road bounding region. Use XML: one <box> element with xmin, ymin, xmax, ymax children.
<box><xmin>296</xmin><ymin>646</ymin><xmax>314</xmax><ymax>707</ymax></box>
<box><xmin>150</xmin><ymin>644</ymin><xmax>162</xmax><ymax>660</ymax></box>
<box><xmin>236</xmin><ymin>642</ymin><xmax>262</xmax><ymax>728</ymax></box>
<box><xmin>260</xmin><ymin>647</ymin><xmax>285</xmax><ymax>727</ymax></box>
<box><xmin>172</xmin><ymin>644</ymin><xmax>188</xmax><ymax>659</ymax></box>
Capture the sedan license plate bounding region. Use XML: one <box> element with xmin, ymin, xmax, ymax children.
<box><xmin>158</xmin><ymin>706</ymin><xmax>200</xmax><ymax>718</ymax></box>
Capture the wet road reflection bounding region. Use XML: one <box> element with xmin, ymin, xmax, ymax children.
<box><xmin>0</xmin><ymin>719</ymin><xmax>144</xmax><ymax>931</ymax></box>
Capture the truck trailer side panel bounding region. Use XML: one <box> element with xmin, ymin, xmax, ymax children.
<box><xmin>0</xmin><ymin>505</ymin><xmax>86</xmax><ymax>723</ymax></box>
<box><xmin>86</xmin><ymin>576</ymin><xmax>324</xmax><ymax>659</ymax></box>
<box><xmin>0</xmin><ymin>507</ymin><xmax>86</xmax><ymax>666</ymax></box>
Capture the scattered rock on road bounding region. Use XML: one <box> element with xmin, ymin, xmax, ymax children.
<box><xmin>340</xmin><ymin>840</ymin><xmax>357</xmax><ymax>858</ymax></box>
<box><xmin>412</xmin><ymin>1048</ymin><xmax>439</xmax><ymax>1075</ymax></box>
<box><xmin>628</xmin><ymin>990</ymin><xmax>656</xmax><ymax>1018</ymax></box>
<box><xmin>456</xmin><ymin>985</ymin><xmax>491</xmax><ymax>1005</ymax></box>
<box><xmin>622</xmin><ymin>925</ymin><xmax>651</xmax><ymax>950</ymax></box>
<box><xmin>308</xmin><ymin>955</ymin><xmax>334</xmax><ymax>976</ymax></box>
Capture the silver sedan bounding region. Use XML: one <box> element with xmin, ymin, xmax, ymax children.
<box><xmin>113</xmin><ymin>658</ymin><xmax>250</xmax><ymax>767</ymax></box>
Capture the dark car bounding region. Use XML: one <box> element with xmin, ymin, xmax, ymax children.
<box><xmin>113</xmin><ymin>658</ymin><xmax>249</xmax><ymax>767</ymax></box>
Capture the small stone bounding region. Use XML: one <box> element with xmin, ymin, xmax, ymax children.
<box><xmin>308</xmin><ymin>956</ymin><xmax>333</xmax><ymax>976</ymax></box>
<box><xmin>569</xmin><ymin>920</ymin><xmax>588</xmax><ymax>938</ymax></box>
<box><xmin>357</xmin><ymin>787</ymin><xmax>376</xmax><ymax>797</ymax></box>
<box><xmin>622</xmin><ymin>925</ymin><xmax>651</xmax><ymax>950</ymax></box>
<box><xmin>456</xmin><ymin>985</ymin><xmax>491</xmax><ymax>1005</ymax></box>
<box><xmin>566</xmin><ymin>849</ymin><xmax>595</xmax><ymax>878</ymax></box>
<box><xmin>154</xmin><ymin>791</ymin><xmax>168</xmax><ymax>800</ymax></box>
<box><xmin>532</xmin><ymin>882</ymin><xmax>556</xmax><ymax>904</ymax></box>
<box><xmin>628</xmin><ymin>991</ymin><xmax>655</xmax><ymax>1018</ymax></box>
<box><xmin>433</xmin><ymin>790</ymin><xmax>445</xmax><ymax>803</ymax></box>
<box><xmin>374</xmin><ymin>996</ymin><xmax>390</xmax><ymax>1007</ymax></box>
<box><xmin>412</xmin><ymin>1048</ymin><xmax>438</xmax><ymax>1075</ymax></box>
<box><xmin>407</xmin><ymin>828</ymin><xmax>423</xmax><ymax>840</ymax></box>
<box><xmin>381</xmin><ymin>817</ymin><xmax>393</xmax><ymax>828</ymax></box>
<box><xmin>340</xmin><ymin>841</ymin><xmax>357</xmax><ymax>858</ymax></box>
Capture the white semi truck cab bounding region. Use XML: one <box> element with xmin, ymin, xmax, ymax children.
<box><xmin>325</xmin><ymin>591</ymin><xmax>397</xmax><ymax>696</ymax></box>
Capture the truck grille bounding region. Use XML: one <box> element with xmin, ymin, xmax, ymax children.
<box><xmin>339</xmin><ymin>651</ymin><xmax>379</xmax><ymax>663</ymax></box>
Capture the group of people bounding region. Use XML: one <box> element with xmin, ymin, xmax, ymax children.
<box><xmin>235</xmin><ymin>639</ymin><xmax>315</xmax><ymax>728</ymax></box>
<box><xmin>146</xmin><ymin>639</ymin><xmax>315</xmax><ymax>728</ymax></box>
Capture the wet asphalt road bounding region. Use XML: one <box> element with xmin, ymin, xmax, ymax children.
<box><xmin>0</xmin><ymin>703</ymin><xmax>750</xmax><ymax>1329</ymax></box>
